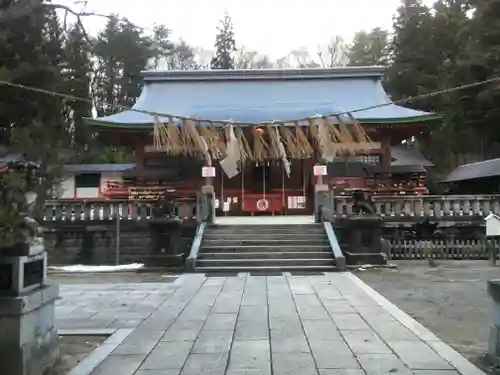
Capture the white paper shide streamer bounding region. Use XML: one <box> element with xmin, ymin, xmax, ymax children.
<box><xmin>220</xmin><ymin>124</ymin><xmax>240</xmax><ymax>178</ymax></box>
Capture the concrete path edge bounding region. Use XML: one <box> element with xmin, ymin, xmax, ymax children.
<box><xmin>65</xmin><ymin>328</ymin><xmax>134</xmax><ymax>375</ymax></box>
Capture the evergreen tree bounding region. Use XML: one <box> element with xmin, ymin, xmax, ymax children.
<box><xmin>211</xmin><ymin>12</ymin><xmax>236</xmax><ymax>69</ymax></box>
<box><xmin>457</xmin><ymin>0</ymin><xmax>500</xmax><ymax>158</ymax></box>
<box><xmin>385</xmin><ymin>0</ymin><xmax>438</xmax><ymax>111</ymax></box>
<box><xmin>0</xmin><ymin>0</ymin><xmax>60</xmax><ymax>142</ymax></box>
<box><xmin>92</xmin><ymin>17</ymin><xmax>157</xmax><ymax>115</ymax></box>
<box><xmin>63</xmin><ymin>23</ymin><xmax>93</xmax><ymax>146</ymax></box>
<box><xmin>92</xmin><ymin>15</ymin><xmax>120</xmax><ymax>117</ymax></box>
<box><xmin>348</xmin><ymin>28</ymin><xmax>390</xmax><ymax>66</ymax></box>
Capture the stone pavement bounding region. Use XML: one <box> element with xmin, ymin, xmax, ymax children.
<box><xmin>56</xmin><ymin>273</ymin><xmax>485</xmax><ymax>375</ymax></box>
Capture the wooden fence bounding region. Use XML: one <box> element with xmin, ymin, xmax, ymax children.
<box><xmin>387</xmin><ymin>237</ymin><xmax>498</xmax><ymax>260</ymax></box>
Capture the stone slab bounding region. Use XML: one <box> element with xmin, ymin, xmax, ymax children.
<box><xmin>180</xmin><ymin>353</ymin><xmax>229</xmax><ymax>375</ymax></box>
<box><xmin>91</xmin><ymin>354</ymin><xmax>144</xmax><ymax>375</ymax></box>
<box><xmin>192</xmin><ymin>329</ymin><xmax>233</xmax><ymax>353</ymax></box>
<box><xmin>235</xmin><ymin>321</ymin><xmax>269</xmax><ymax>340</ymax></box>
<box><xmin>140</xmin><ymin>341</ymin><xmax>193</xmax><ymax>370</ymax></box>
<box><xmin>228</xmin><ymin>340</ymin><xmax>270</xmax><ymax>371</ymax></box>
<box><xmin>204</xmin><ymin>314</ymin><xmax>238</xmax><ymax>330</ymax></box>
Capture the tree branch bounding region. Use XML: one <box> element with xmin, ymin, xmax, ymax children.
<box><xmin>0</xmin><ymin>0</ymin><xmax>114</xmax><ymax>44</ymax></box>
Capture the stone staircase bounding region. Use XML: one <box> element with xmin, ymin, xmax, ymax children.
<box><xmin>194</xmin><ymin>224</ymin><xmax>337</xmax><ymax>272</ymax></box>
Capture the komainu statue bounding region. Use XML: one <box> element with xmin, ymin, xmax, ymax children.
<box><xmin>351</xmin><ymin>190</ymin><xmax>377</xmax><ymax>215</ymax></box>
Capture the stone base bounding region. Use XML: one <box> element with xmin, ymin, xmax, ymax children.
<box><xmin>344</xmin><ymin>251</ymin><xmax>387</xmax><ymax>266</ymax></box>
<box><xmin>489</xmin><ymin>325</ymin><xmax>500</xmax><ymax>364</ymax></box>
<box><xmin>0</xmin><ymin>284</ymin><xmax>59</xmax><ymax>375</ymax></box>
<box><xmin>488</xmin><ymin>281</ymin><xmax>500</xmax><ymax>364</ymax></box>
<box><xmin>334</xmin><ymin>216</ymin><xmax>384</xmax><ymax>254</ymax></box>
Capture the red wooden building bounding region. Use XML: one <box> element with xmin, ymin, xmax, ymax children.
<box><xmin>85</xmin><ymin>67</ymin><xmax>439</xmax><ymax>215</ymax></box>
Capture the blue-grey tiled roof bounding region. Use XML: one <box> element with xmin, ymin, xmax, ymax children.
<box><xmin>64</xmin><ymin>164</ymin><xmax>135</xmax><ymax>173</ymax></box>
<box><xmin>87</xmin><ymin>67</ymin><xmax>438</xmax><ymax>127</ymax></box>
<box><xmin>443</xmin><ymin>159</ymin><xmax>500</xmax><ymax>182</ymax></box>
<box><xmin>390</xmin><ymin>146</ymin><xmax>434</xmax><ymax>167</ymax></box>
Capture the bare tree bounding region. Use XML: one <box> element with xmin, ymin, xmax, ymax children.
<box><xmin>274</xmin><ymin>48</ymin><xmax>318</xmax><ymax>68</ymax></box>
<box><xmin>316</xmin><ymin>36</ymin><xmax>348</xmax><ymax>67</ymax></box>
<box><xmin>234</xmin><ymin>46</ymin><xmax>275</xmax><ymax>69</ymax></box>
<box><xmin>276</xmin><ymin>36</ymin><xmax>347</xmax><ymax>69</ymax></box>
<box><xmin>191</xmin><ymin>46</ymin><xmax>214</xmax><ymax>69</ymax></box>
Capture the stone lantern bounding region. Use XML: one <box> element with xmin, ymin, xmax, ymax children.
<box><xmin>0</xmin><ymin>156</ymin><xmax>59</xmax><ymax>375</ymax></box>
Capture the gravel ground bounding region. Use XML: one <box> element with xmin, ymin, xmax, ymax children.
<box><xmin>48</xmin><ymin>336</ymin><xmax>107</xmax><ymax>375</ymax></box>
<box><xmin>357</xmin><ymin>260</ymin><xmax>500</xmax><ymax>370</ymax></box>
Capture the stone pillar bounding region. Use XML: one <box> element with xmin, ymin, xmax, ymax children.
<box><xmin>488</xmin><ymin>280</ymin><xmax>500</xmax><ymax>364</ymax></box>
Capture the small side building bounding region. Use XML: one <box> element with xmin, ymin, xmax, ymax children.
<box><xmin>53</xmin><ymin>163</ymin><xmax>135</xmax><ymax>200</ymax></box>
<box><xmin>443</xmin><ymin>158</ymin><xmax>500</xmax><ymax>194</ymax></box>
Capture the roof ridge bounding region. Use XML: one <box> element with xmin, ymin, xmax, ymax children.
<box><xmin>141</xmin><ymin>66</ymin><xmax>386</xmax><ymax>82</ymax></box>
<box><xmin>459</xmin><ymin>158</ymin><xmax>500</xmax><ymax>168</ymax></box>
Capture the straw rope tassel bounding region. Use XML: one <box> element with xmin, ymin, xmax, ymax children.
<box><xmin>295</xmin><ymin>122</ymin><xmax>313</xmax><ymax>158</ymax></box>
<box><xmin>266</xmin><ymin>124</ymin><xmax>280</xmax><ymax>159</ymax></box>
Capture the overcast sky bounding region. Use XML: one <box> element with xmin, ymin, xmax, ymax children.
<box><xmin>60</xmin><ymin>0</ymin><xmax>436</xmax><ymax>58</ymax></box>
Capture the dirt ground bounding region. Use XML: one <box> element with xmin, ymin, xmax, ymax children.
<box><xmin>357</xmin><ymin>260</ymin><xmax>500</xmax><ymax>370</ymax></box>
<box><xmin>48</xmin><ymin>336</ymin><xmax>107</xmax><ymax>375</ymax></box>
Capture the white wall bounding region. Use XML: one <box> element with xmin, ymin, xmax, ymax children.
<box><xmin>54</xmin><ymin>175</ymin><xmax>75</xmax><ymax>199</ymax></box>
<box><xmin>75</xmin><ymin>187</ymin><xmax>99</xmax><ymax>199</ymax></box>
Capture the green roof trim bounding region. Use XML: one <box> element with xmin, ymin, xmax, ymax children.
<box><xmin>84</xmin><ymin>112</ymin><xmax>442</xmax><ymax>130</ymax></box>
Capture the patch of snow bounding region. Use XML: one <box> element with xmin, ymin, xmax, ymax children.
<box><xmin>48</xmin><ymin>263</ymin><xmax>144</xmax><ymax>273</ymax></box>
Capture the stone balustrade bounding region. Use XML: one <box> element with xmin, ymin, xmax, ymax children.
<box><xmin>43</xmin><ymin>194</ymin><xmax>500</xmax><ymax>221</ymax></box>
<box><xmin>333</xmin><ymin>194</ymin><xmax>500</xmax><ymax>218</ymax></box>
<box><xmin>43</xmin><ymin>198</ymin><xmax>198</xmax><ymax>222</ymax></box>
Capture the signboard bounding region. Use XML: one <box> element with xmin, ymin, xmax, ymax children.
<box><xmin>313</xmin><ymin>165</ymin><xmax>327</xmax><ymax>176</ymax></box>
<box><xmin>287</xmin><ymin>196</ymin><xmax>306</xmax><ymax>209</ymax></box>
<box><xmin>128</xmin><ymin>186</ymin><xmax>166</xmax><ymax>201</ymax></box>
<box><xmin>202</xmin><ymin>166</ymin><xmax>216</xmax><ymax>178</ymax></box>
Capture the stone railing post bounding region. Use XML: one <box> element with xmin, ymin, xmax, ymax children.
<box><xmin>487</xmin><ymin>280</ymin><xmax>500</xmax><ymax>364</ymax></box>
<box><xmin>198</xmin><ymin>185</ymin><xmax>215</xmax><ymax>224</ymax></box>
<box><xmin>314</xmin><ymin>184</ymin><xmax>331</xmax><ymax>223</ymax></box>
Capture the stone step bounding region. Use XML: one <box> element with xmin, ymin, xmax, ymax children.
<box><xmin>200</xmin><ymin>245</ymin><xmax>332</xmax><ymax>253</ymax></box>
<box><xmin>195</xmin><ymin>258</ymin><xmax>335</xmax><ymax>268</ymax></box>
<box><xmin>202</xmin><ymin>239</ymin><xmax>330</xmax><ymax>246</ymax></box>
<box><xmin>198</xmin><ymin>251</ymin><xmax>333</xmax><ymax>260</ymax></box>
<box><xmin>203</xmin><ymin>233</ymin><xmax>327</xmax><ymax>241</ymax></box>
<box><xmin>206</xmin><ymin>227</ymin><xmax>325</xmax><ymax>234</ymax></box>
<box><xmin>209</xmin><ymin>224</ymin><xmax>323</xmax><ymax>230</ymax></box>
<box><xmin>197</xmin><ymin>265</ymin><xmax>337</xmax><ymax>273</ymax></box>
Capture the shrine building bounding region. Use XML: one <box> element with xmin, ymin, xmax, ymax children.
<box><xmin>85</xmin><ymin>67</ymin><xmax>439</xmax><ymax>216</ymax></box>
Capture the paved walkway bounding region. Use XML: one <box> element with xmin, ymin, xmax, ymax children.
<box><xmin>57</xmin><ymin>273</ymin><xmax>485</xmax><ymax>375</ymax></box>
